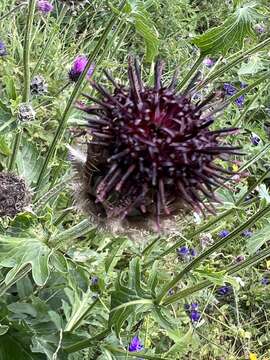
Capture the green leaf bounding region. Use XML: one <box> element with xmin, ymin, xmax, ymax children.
<box><xmin>16</xmin><ymin>141</ymin><xmax>44</xmax><ymax>185</ymax></box>
<box><xmin>105</xmin><ymin>237</ymin><xmax>128</xmax><ymax>273</ymax></box>
<box><xmin>0</xmin><ymin>326</ymin><xmax>9</xmax><ymax>336</ymax></box>
<box><xmin>0</xmin><ymin>135</ymin><xmax>11</xmax><ymax>156</ymax></box>
<box><xmin>0</xmin><ymin>334</ymin><xmax>43</xmax><ymax>360</ymax></box>
<box><xmin>109</xmin><ymin>259</ymin><xmax>153</xmax><ymax>336</ymax></box>
<box><xmin>0</xmin><ymin>234</ymin><xmax>51</xmax><ymax>286</ymax></box>
<box><xmin>246</xmin><ymin>223</ymin><xmax>270</xmax><ymax>254</ymax></box>
<box><xmin>192</xmin><ymin>3</ymin><xmax>262</xmax><ymax>55</ymax></box>
<box><xmin>133</xmin><ymin>10</ymin><xmax>159</xmax><ymax>62</ymax></box>
<box><xmin>258</xmin><ymin>184</ymin><xmax>270</xmax><ymax>203</ymax></box>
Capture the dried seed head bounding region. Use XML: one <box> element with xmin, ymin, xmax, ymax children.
<box><xmin>30</xmin><ymin>75</ymin><xmax>48</xmax><ymax>95</ymax></box>
<box><xmin>71</xmin><ymin>58</ymin><xmax>240</xmax><ymax>234</ymax></box>
<box><xmin>0</xmin><ymin>172</ymin><xmax>31</xmax><ymax>217</ymax></box>
<box><xmin>17</xmin><ymin>103</ymin><xmax>36</xmax><ymax>123</ymax></box>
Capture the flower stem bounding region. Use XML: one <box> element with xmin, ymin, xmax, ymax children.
<box><xmin>9</xmin><ymin>0</ymin><xmax>36</xmax><ymax>171</ymax></box>
<box><xmin>177</xmin><ymin>54</ymin><xmax>204</xmax><ymax>91</ymax></box>
<box><xmin>0</xmin><ymin>2</ymin><xmax>27</xmax><ymax>21</ymax></box>
<box><xmin>35</xmin><ymin>0</ymin><xmax>127</xmax><ymax>192</ymax></box>
<box><xmin>156</xmin><ymin>204</ymin><xmax>270</xmax><ymax>304</ymax></box>
<box><xmin>32</xmin><ymin>6</ymin><xmax>67</xmax><ymax>76</ymax></box>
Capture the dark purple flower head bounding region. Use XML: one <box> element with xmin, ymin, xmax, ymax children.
<box><xmin>261</xmin><ymin>277</ymin><xmax>269</xmax><ymax>285</ymax></box>
<box><xmin>242</xmin><ymin>229</ymin><xmax>252</xmax><ymax>237</ymax></box>
<box><xmin>0</xmin><ymin>41</ymin><xmax>7</xmax><ymax>57</ymax></box>
<box><xmin>38</xmin><ymin>0</ymin><xmax>54</xmax><ymax>14</ymax></box>
<box><xmin>218</xmin><ymin>229</ymin><xmax>229</xmax><ymax>238</ymax></box>
<box><xmin>203</xmin><ymin>58</ymin><xmax>214</xmax><ymax>68</ymax></box>
<box><xmin>129</xmin><ymin>336</ymin><xmax>143</xmax><ymax>352</ymax></box>
<box><xmin>69</xmin><ymin>55</ymin><xmax>94</xmax><ymax>82</ymax></box>
<box><xmin>72</xmin><ymin>58</ymin><xmax>241</xmax><ymax>232</ymax></box>
<box><xmin>251</xmin><ymin>134</ymin><xmax>260</xmax><ymax>146</ymax></box>
<box><xmin>217</xmin><ymin>285</ymin><xmax>232</xmax><ymax>295</ymax></box>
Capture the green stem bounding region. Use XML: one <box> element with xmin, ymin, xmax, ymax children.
<box><xmin>196</xmin><ymin>37</ymin><xmax>270</xmax><ymax>90</ymax></box>
<box><xmin>64</xmin><ymin>329</ymin><xmax>110</xmax><ymax>353</ymax></box>
<box><xmin>0</xmin><ymin>118</ymin><xmax>15</xmax><ymax>133</ymax></box>
<box><xmin>34</xmin><ymin>82</ymin><xmax>70</xmax><ymax>110</ymax></box>
<box><xmin>156</xmin><ymin>204</ymin><xmax>270</xmax><ymax>304</ymax></box>
<box><xmin>35</xmin><ymin>0</ymin><xmax>126</xmax><ymax>192</ymax></box>
<box><xmin>9</xmin><ymin>0</ymin><xmax>36</xmax><ymax>171</ymax></box>
<box><xmin>177</xmin><ymin>54</ymin><xmax>204</xmax><ymax>91</ymax></box>
<box><xmin>32</xmin><ymin>6</ymin><xmax>67</xmax><ymax>76</ymax></box>
<box><xmin>0</xmin><ymin>2</ymin><xmax>27</xmax><ymax>21</ymax></box>
<box><xmin>162</xmin><ymin>245</ymin><xmax>270</xmax><ymax>306</ymax></box>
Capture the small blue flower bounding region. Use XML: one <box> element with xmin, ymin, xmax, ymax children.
<box><xmin>217</xmin><ymin>285</ymin><xmax>232</xmax><ymax>295</ymax></box>
<box><xmin>218</xmin><ymin>230</ymin><xmax>230</xmax><ymax>238</ymax></box>
<box><xmin>129</xmin><ymin>336</ymin><xmax>143</xmax><ymax>352</ymax></box>
<box><xmin>235</xmin><ymin>95</ymin><xmax>245</xmax><ymax>107</ymax></box>
<box><xmin>190</xmin><ymin>248</ymin><xmax>197</xmax><ymax>257</ymax></box>
<box><xmin>242</xmin><ymin>229</ymin><xmax>253</xmax><ymax>238</ymax></box>
<box><xmin>190</xmin><ymin>302</ymin><xmax>199</xmax><ymax>310</ymax></box>
<box><xmin>177</xmin><ymin>246</ymin><xmax>190</xmax><ymax>256</ymax></box>
<box><xmin>184</xmin><ymin>303</ymin><xmax>190</xmax><ymax>311</ymax></box>
<box><xmin>255</xmin><ymin>24</ymin><xmax>266</xmax><ymax>34</ymax></box>
<box><xmin>91</xmin><ymin>276</ymin><xmax>99</xmax><ymax>285</ymax></box>
<box><xmin>224</xmin><ymin>83</ymin><xmax>237</xmax><ymax>96</ymax></box>
<box><xmin>0</xmin><ymin>41</ymin><xmax>7</xmax><ymax>56</ymax></box>
<box><xmin>190</xmin><ymin>310</ymin><xmax>201</xmax><ymax>322</ymax></box>
<box><xmin>261</xmin><ymin>277</ymin><xmax>269</xmax><ymax>285</ymax></box>
<box><xmin>251</xmin><ymin>134</ymin><xmax>260</xmax><ymax>146</ymax></box>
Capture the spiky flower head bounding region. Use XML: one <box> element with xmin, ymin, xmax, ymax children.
<box><xmin>30</xmin><ymin>75</ymin><xmax>48</xmax><ymax>95</ymax></box>
<box><xmin>0</xmin><ymin>172</ymin><xmax>31</xmax><ymax>217</ymax></box>
<box><xmin>71</xmin><ymin>58</ymin><xmax>240</xmax><ymax>233</ymax></box>
<box><xmin>58</xmin><ymin>0</ymin><xmax>89</xmax><ymax>10</ymax></box>
<box><xmin>17</xmin><ymin>103</ymin><xmax>36</xmax><ymax>123</ymax></box>
<box><xmin>37</xmin><ymin>0</ymin><xmax>54</xmax><ymax>14</ymax></box>
<box><xmin>68</xmin><ymin>55</ymin><xmax>94</xmax><ymax>83</ymax></box>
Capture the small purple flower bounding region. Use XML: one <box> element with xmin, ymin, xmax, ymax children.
<box><xmin>242</xmin><ymin>229</ymin><xmax>253</xmax><ymax>238</ymax></box>
<box><xmin>261</xmin><ymin>277</ymin><xmax>269</xmax><ymax>285</ymax></box>
<box><xmin>235</xmin><ymin>255</ymin><xmax>245</xmax><ymax>263</ymax></box>
<box><xmin>0</xmin><ymin>41</ymin><xmax>7</xmax><ymax>57</ymax></box>
<box><xmin>251</xmin><ymin>134</ymin><xmax>260</xmax><ymax>146</ymax></box>
<box><xmin>69</xmin><ymin>55</ymin><xmax>95</xmax><ymax>82</ymax></box>
<box><xmin>129</xmin><ymin>336</ymin><xmax>143</xmax><ymax>352</ymax></box>
<box><xmin>203</xmin><ymin>58</ymin><xmax>214</xmax><ymax>68</ymax></box>
<box><xmin>37</xmin><ymin>0</ymin><xmax>54</xmax><ymax>14</ymax></box>
<box><xmin>190</xmin><ymin>310</ymin><xmax>201</xmax><ymax>322</ymax></box>
<box><xmin>177</xmin><ymin>246</ymin><xmax>190</xmax><ymax>256</ymax></box>
<box><xmin>91</xmin><ymin>276</ymin><xmax>98</xmax><ymax>285</ymax></box>
<box><xmin>218</xmin><ymin>230</ymin><xmax>230</xmax><ymax>238</ymax></box>
<box><xmin>190</xmin><ymin>248</ymin><xmax>197</xmax><ymax>257</ymax></box>
<box><xmin>190</xmin><ymin>302</ymin><xmax>199</xmax><ymax>310</ymax></box>
<box><xmin>217</xmin><ymin>285</ymin><xmax>232</xmax><ymax>296</ymax></box>
<box><xmin>224</xmin><ymin>83</ymin><xmax>237</xmax><ymax>96</ymax></box>
<box><xmin>255</xmin><ymin>24</ymin><xmax>266</xmax><ymax>34</ymax></box>
<box><xmin>235</xmin><ymin>95</ymin><xmax>245</xmax><ymax>107</ymax></box>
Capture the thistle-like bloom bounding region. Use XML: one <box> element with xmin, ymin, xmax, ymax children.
<box><xmin>17</xmin><ymin>103</ymin><xmax>36</xmax><ymax>123</ymax></box>
<box><xmin>37</xmin><ymin>0</ymin><xmax>54</xmax><ymax>14</ymax></box>
<box><xmin>128</xmin><ymin>336</ymin><xmax>143</xmax><ymax>352</ymax></box>
<box><xmin>69</xmin><ymin>55</ymin><xmax>94</xmax><ymax>82</ymax></box>
<box><xmin>0</xmin><ymin>172</ymin><xmax>31</xmax><ymax>217</ymax></box>
<box><xmin>0</xmin><ymin>41</ymin><xmax>7</xmax><ymax>56</ymax></box>
<box><xmin>72</xmin><ymin>58</ymin><xmax>241</xmax><ymax>232</ymax></box>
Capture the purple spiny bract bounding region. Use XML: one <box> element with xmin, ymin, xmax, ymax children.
<box><xmin>75</xmin><ymin>57</ymin><xmax>240</xmax><ymax>231</ymax></box>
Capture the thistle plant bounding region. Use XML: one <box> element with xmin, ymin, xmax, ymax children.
<box><xmin>1</xmin><ymin>0</ymin><xmax>270</xmax><ymax>359</ymax></box>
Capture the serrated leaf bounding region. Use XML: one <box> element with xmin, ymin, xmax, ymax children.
<box><xmin>0</xmin><ymin>235</ymin><xmax>52</xmax><ymax>286</ymax></box>
<box><xmin>258</xmin><ymin>184</ymin><xmax>270</xmax><ymax>203</ymax></box>
<box><xmin>192</xmin><ymin>3</ymin><xmax>262</xmax><ymax>55</ymax></box>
